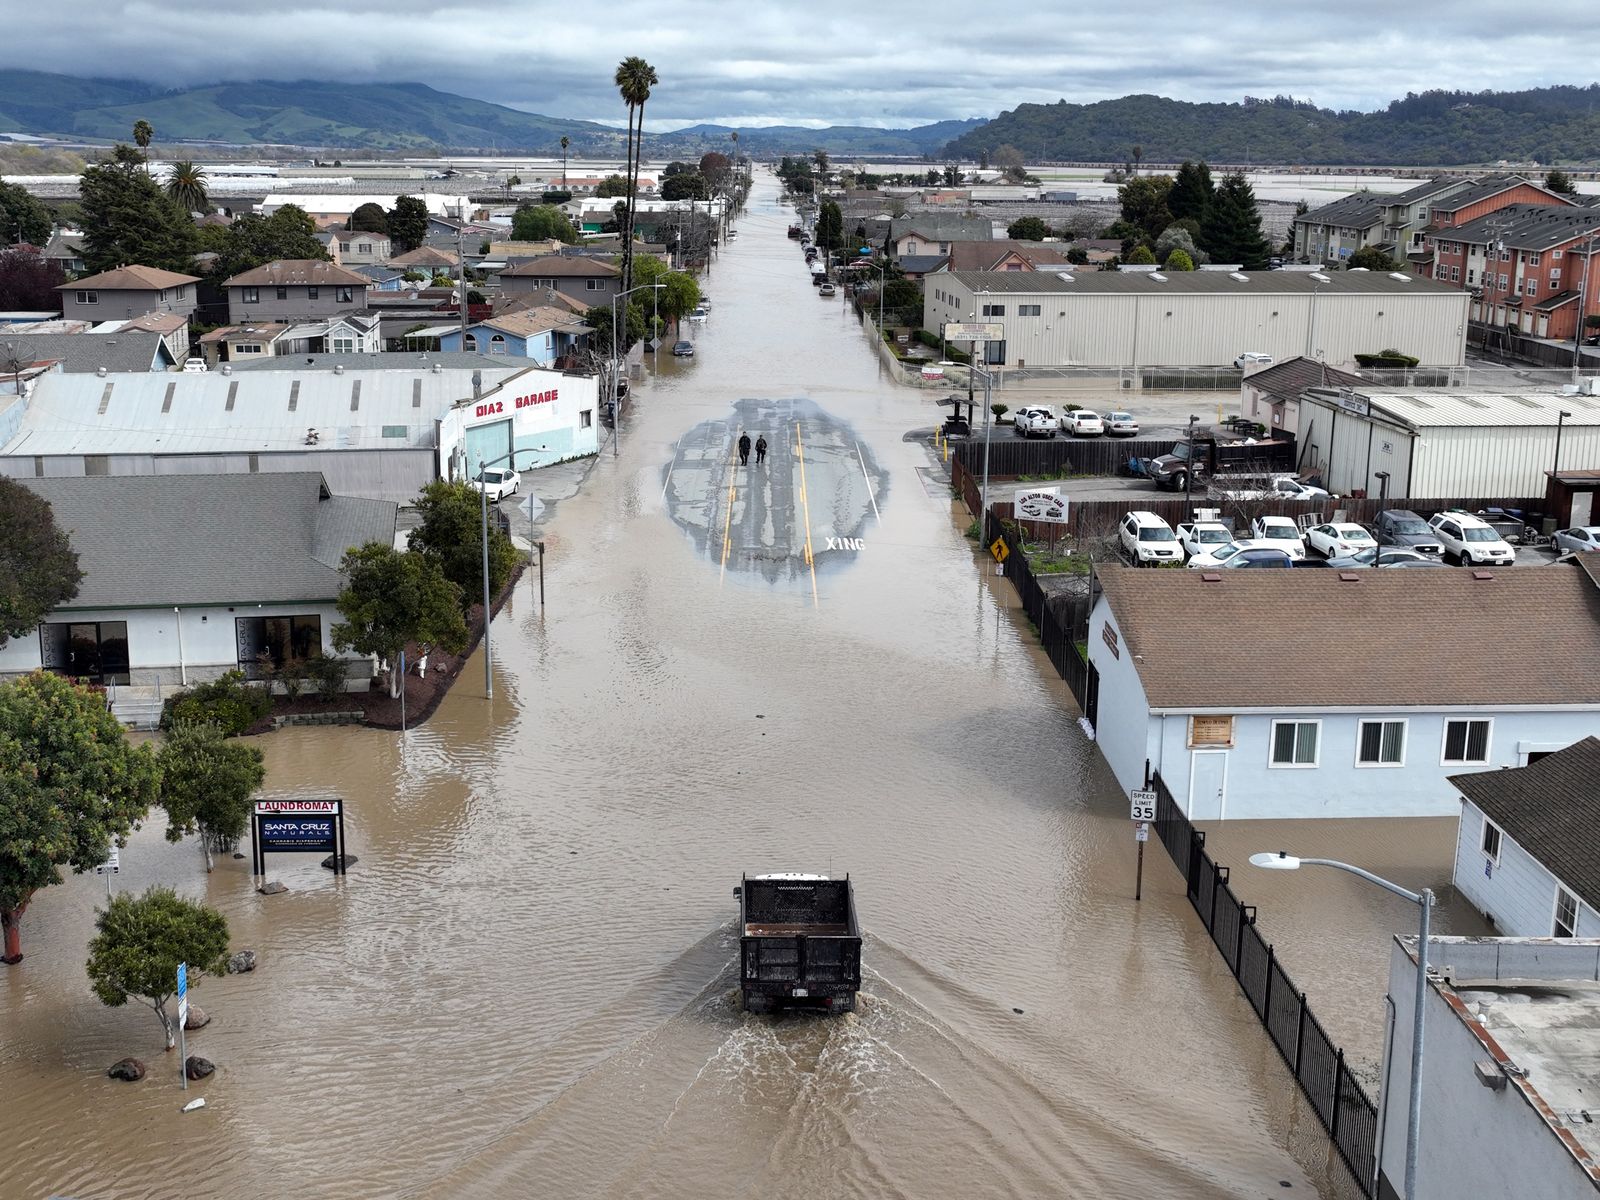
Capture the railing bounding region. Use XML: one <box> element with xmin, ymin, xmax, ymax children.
<box><xmin>1150</xmin><ymin>772</ymin><xmax>1378</xmax><ymax>1196</ymax></box>
<box><xmin>982</xmin><ymin>509</ymin><xmax>1093</xmax><ymax>711</ymax></box>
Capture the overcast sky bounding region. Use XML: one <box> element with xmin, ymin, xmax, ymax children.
<box><xmin>18</xmin><ymin>2</ymin><xmax>1600</xmax><ymax>129</ymax></box>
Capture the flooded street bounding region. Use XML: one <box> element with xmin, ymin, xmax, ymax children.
<box><xmin>4</xmin><ymin>175</ymin><xmax>1363</xmax><ymax>1199</ymax></box>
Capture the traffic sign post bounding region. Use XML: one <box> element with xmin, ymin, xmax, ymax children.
<box><xmin>176</xmin><ymin>962</ymin><xmax>188</xmax><ymax>1091</ymax></box>
<box><xmin>94</xmin><ymin>845</ymin><xmax>120</xmax><ymax>900</ymax></box>
<box><xmin>1130</xmin><ymin>789</ymin><xmax>1158</xmax><ymax>902</ymax></box>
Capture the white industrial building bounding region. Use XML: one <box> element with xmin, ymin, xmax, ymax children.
<box><xmin>1296</xmin><ymin>384</ymin><xmax>1600</xmax><ymax>502</ymax></box>
<box><xmin>923</xmin><ymin>269</ymin><xmax>1469</xmax><ymax>371</ymax></box>
<box><xmin>0</xmin><ymin>365</ymin><xmax>600</xmax><ymax>503</ymax></box>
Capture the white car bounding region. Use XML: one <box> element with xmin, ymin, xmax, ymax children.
<box><xmin>1250</xmin><ymin>515</ymin><xmax>1306</xmax><ymax>560</ymax></box>
<box><xmin>181</xmin><ymin>357</ymin><xmax>208</xmax><ymax>374</ymax></box>
<box><xmin>1190</xmin><ymin>540</ymin><xmax>1273</xmax><ymax>569</ymax></box>
<box><xmin>1234</xmin><ymin>352</ymin><xmax>1274</xmax><ymax>369</ymax></box>
<box><xmin>1553</xmin><ymin>526</ymin><xmax>1600</xmax><ymax>553</ymax></box>
<box><xmin>1305</xmin><ymin>522</ymin><xmax>1377</xmax><ymax>558</ymax></box>
<box><xmin>1428</xmin><ymin>511</ymin><xmax>1516</xmax><ymax>565</ymax></box>
<box><xmin>471</xmin><ymin>467</ymin><xmax>521</xmax><ymax>502</ymax></box>
<box><xmin>1269</xmin><ymin>476</ymin><xmax>1333</xmax><ymax>500</ymax></box>
<box><xmin>1064</xmin><ymin>409</ymin><xmax>1105</xmax><ymax>437</ymax></box>
<box><xmin>1012</xmin><ymin>406</ymin><xmax>1060</xmax><ymax>439</ymax></box>
<box><xmin>1176</xmin><ymin>520</ymin><xmax>1234</xmax><ymax>559</ymax></box>
<box><xmin>1104</xmin><ymin>411</ymin><xmax>1140</xmax><ymax>437</ymax></box>
<box><xmin>1120</xmin><ymin>510</ymin><xmax>1183</xmax><ymax>565</ymax></box>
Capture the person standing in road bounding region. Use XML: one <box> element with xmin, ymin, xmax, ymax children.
<box><xmin>755</xmin><ymin>435</ymin><xmax>768</xmax><ymax>465</ymax></box>
<box><xmin>738</xmin><ymin>432</ymin><xmax>751</xmax><ymax>466</ymax></box>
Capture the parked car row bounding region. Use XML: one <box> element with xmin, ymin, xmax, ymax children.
<box><xmin>1012</xmin><ymin>406</ymin><xmax>1138</xmax><ymax>440</ymax></box>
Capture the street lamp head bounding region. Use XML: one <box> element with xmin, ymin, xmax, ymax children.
<box><xmin>1560</xmin><ymin>410</ymin><xmax>1572</xmax><ymax>419</ymax></box>
<box><xmin>1249</xmin><ymin>851</ymin><xmax>1302</xmax><ymax>870</ymax></box>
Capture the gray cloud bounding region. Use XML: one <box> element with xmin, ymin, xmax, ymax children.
<box><xmin>15</xmin><ymin>1</ymin><xmax>1600</xmax><ymax>128</ymax></box>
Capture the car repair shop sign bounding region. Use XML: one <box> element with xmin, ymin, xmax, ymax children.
<box><xmin>1014</xmin><ymin>487</ymin><xmax>1068</xmax><ymax>524</ymax></box>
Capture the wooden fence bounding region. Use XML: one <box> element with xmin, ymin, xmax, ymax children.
<box><xmin>951</xmin><ymin>435</ymin><xmax>1294</xmax><ymax>480</ymax></box>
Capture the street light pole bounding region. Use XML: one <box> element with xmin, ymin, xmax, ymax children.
<box><xmin>1555</xmin><ymin>409</ymin><xmax>1571</xmax><ymax>482</ymax></box>
<box><xmin>1185</xmin><ymin>414</ymin><xmax>1199</xmax><ymax>508</ymax></box>
<box><xmin>608</xmin><ymin>282</ymin><xmax>665</xmax><ymax>458</ymax></box>
<box><xmin>475</xmin><ymin>445</ymin><xmax>547</xmax><ymax>699</ymax></box>
<box><xmin>1375</xmin><ymin>470</ymin><xmax>1390</xmax><ymax>528</ymax></box>
<box><xmin>1250</xmin><ymin>852</ymin><xmax>1433</xmax><ymax>1200</ymax></box>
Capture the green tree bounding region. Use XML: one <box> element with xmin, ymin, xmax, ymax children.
<box><xmin>331</xmin><ymin>544</ymin><xmax>468</xmax><ymax>698</ymax></box>
<box><xmin>1347</xmin><ymin>244</ymin><xmax>1403</xmax><ymax>272</ymax></box>
<box><xmin>0</xmin><ymin>244</ymin><xmax>64</xmax><ymax>309</ymax></box>
<box><xmin>1156</xmin><ymin>223</ymin><xmax>1208</xmax><ymax>266</ymax></box>
<box><xmin>631</xmin><ymin>253</ymin><xmax>700</xmax><ymax>333</ymax></box>
<box><xmin>615</xmin><ymin>56</ymin><xmax>659</xmax><ymax>294</ymax></box>
<box><xmin>163</xmin><ymin>160</ymin><xmax>208</xmax><ymax>215</ymax></box>
<box><xmin>595</xmin><ymin>174</ymin><xmax>629</xmax><ymax>199</ymax></box>
<box><xmin>0</xmin><ymin>180</ymin><xmax>53</xmax><ymax>247</ymax></box>
<box><xmin>511</xmin><ymin>203</ymin><xmax>576</xmax><ymax>243</ymax></box>
<box><xmin>815</xmin><ymin>199</ymin><xmax>844</xmax><ymax>252</ymax></box>
<box><xmin>1118</xmin><ymin>174</ymin><xmax>1175</xmax><ymax>246</ymax></box>
<box><xmin>0</xmin><ymin>477</ymin><xmax>82</xmax><ymax>645</ymax></box>
<box><xmin>347</xmin><ymin>202</ymin><xmax>389</xmax><ymax>234</ymax></box>
<box><xmin>1125</xmin><ymin>244</ymin><xmax>1157</xmax><ymax>265</ymax></box>
<box><xmin>408</xmin><ymin>481</ymin><xmax>520</xmax><ymax>614</ymax></box>
<box><xmin>387</xmin><ymin>196</ymin><xmax>430</xmax><ymax>253</ymax></box>
<box><xmin>201</xmin><ymin>205</ymin><xmax>327</xmax><ymax>278</ymax></box>
<box><xmin>698</xmin><ymin>152</ymin><xmax>732</xmax><ymax>195</ymax></box>
<box><xmin>583</xmin><ymin>302</ymin><xmax>647</xmax><ymax>356</ymax></box>
<box><xmin>0</xmin><ymin>671</ymin><xmax>160</xmax><ymax>963</ymax></box>
<box><xmin>1544</xmin><ymin>169</ymin><xmax>1578</xmax><ymax>196</ymax></box>
<box><xmin>1199</xmin><ymin>171</ymin><xmax>1272</xmax><ymax>271</ymax></box>
<box><xmin>1168</xmin><ymin>160</ymin><xmax>1215</xmax><ymax>224</ymax></box>
<box><xmin>156</xmin><ymin>722</ymin><xmax>265</xmax><ymax>871</ymax></box>
<box><xmin>1007</xmin><ymin>216</ymin><xmax>1049</xmax><ymax>241</ymax></box>
<box><xmin>663</xmin><ymin>161</ymin><xmax>691</xmax><ymax>178</ymax></box>
<box><xmin>661</xmin><ymin>173</ymin><xmax>707</xmax><ymax>201</ymax></box>
<box><xmin>78</xmin><ymin>149</ymin><xmax>197</xmax><ymax>275</ymax></box>
<box><xmin>1165</xmin><ymin>248</ymin><xmax>1196</xmax><ymax>271</ymax></box>
<box><xmin>131</xmin><ymin>120</ymin><xmax>153</xmax><ymax>172</ymax></box>
<box><xmin>86</xmin><ymin>887</ymin><xmax>229</xmax><ymax>1049</ymax></box>
<box><xmin>812</xmin><ymin>148</ymin><xmax>830</xmax><ymax>180</ymax></box>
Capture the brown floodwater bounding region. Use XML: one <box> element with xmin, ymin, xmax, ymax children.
<box><xmin>2</xmin><ymin>175</ymin><xmax>1367</xmax><ymax>1200</ymax></box>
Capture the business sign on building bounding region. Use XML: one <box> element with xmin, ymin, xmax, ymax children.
<box><xmin>942</xmin><ymin>321</ymin><xmax>1005</xmax><ymax>343</ymax></box>
<box><xmin>251</xmin><ymin>798</ymin><xmax>348</xmax><ymax>876</ymax></box>
<box><xmin>259</xmin><ymin>817</ymin><xmax>337</xmax><ymax>853</ymax></box>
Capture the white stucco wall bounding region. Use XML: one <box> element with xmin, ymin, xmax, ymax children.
<box><xmin>1453</xmin><ymin>801</ymin><xmax>1600</xmax><ymax>939</ymax></box>
<box><xmin>1084</xmin><ymin>598</ymin><xmax>1153</xmax><ymax>794</ymax></box>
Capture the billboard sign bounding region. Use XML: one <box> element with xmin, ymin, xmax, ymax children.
<box><xmin>1014</xmin><ymin>488</ymin><xmax>1068</xmax><ymax>524</ymax></box>
<box><xmin>941</xmin><ymin>321</ymin><xmax>1005</xmax><ymax>343</ymax></box>
<box><xmin>259</xmin><ymin>817</ymin><xmax>337</xmax><ymax>853</ymax></box>
<box><xmin>251</xmin><ymin>798</ymin><xmax>348</xmax><ymax>876</ymax></box>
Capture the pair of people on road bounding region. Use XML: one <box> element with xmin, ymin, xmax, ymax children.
<box><xmin>738</xmin><ymin>433</ymin><xmax>768</xmax><ymax>466</ymax></box>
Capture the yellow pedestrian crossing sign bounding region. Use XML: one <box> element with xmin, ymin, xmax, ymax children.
<box><xmin>990</xmin><ymin>537</ymin><xmax>1009</xmax><ymax>562</ymax></box>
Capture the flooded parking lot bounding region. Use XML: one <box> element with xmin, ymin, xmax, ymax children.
<box><xmin>3</xmin><ymin>176</ymin><xmax>1373</xmax><ymax>1200</ymax></box>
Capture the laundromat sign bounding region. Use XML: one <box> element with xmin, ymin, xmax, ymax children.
<box><xmin>474</xmin><ymin>389</ymin><xmax>559</xmax><ymax>419</ymax></box>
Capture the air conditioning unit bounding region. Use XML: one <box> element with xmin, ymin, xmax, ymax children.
<box><xmin>1120</xmin><ymin>378</ymin><xmax>1133</xmax><ymax>390</ymax></box>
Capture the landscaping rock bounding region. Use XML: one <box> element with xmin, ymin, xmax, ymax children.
<box><xmin>227</xmin><ymin>950</ymin><xmax>258</xmax><ymax>974</ymax></box>
<box><xmin>184</xmin><ymin>1056</ymin><xmax>214</xmax><ymax>1081</ymax></box>
<box><xmin>107</xmin><ymin>1057</ymin><xmax>145</xmax><ymax>1082</ymax></box>
<box><xmin>183</xmin><ymin>1004</ymin><xmax>210</xmax><ymax>1030</ymax></box>
<box><xmin>320</xmin><ymin>854</ymin><xmax>358</xmax><ymax>870</ymax></box>
<box><xmin>257</xmin><ymin>881</ymin><xmax>289</xmax><ymax>896</ymax></box>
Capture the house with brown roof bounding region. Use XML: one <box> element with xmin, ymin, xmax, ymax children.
<box><xmin>1238</xmin><ymin>355</ymin><xmax>1367</xmax><ymax>436</ymax></box>
<box><xmin>498</xmin><ymin>255</ymin><xmax>621</xmax><ymax>304</ymax></box>
<box><xmin>330</xmin><ymin>227</ymin><xmax>392</xmax><ymax>266</ymax></box>
<box><xmin>223</xmin><ymin>260</ymin><xmax>371</xmax><ymax>324</ymax></box>
<box><xmin>938</xmin><ymin>240</ymin><xmax>1071</xmax><ymax>273</ymax></box>
<box><xmin>56</xmin><ymin>264</ymin><xmax>201</xmax><ymax>323</ymax></box>
<box><xmin>1085</xmin><ymin>560</ymin><xmax>1600</xmax><ymax>820</ymax></box>
<box><xmin>390</xmin><ymin>245</ymin><xmax>460</xmax><ymax>274</ymax></box>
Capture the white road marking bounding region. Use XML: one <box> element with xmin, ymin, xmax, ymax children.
<box><xmin>855</xmin><ymin>441</ymin><xmax>882</xmax><ymax>525</ymax></box>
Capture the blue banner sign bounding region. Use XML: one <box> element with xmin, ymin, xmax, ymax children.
<box><xmin>259</xmin><ymin>817</ymin><xmax>336</xmax><ymax>853</ymax></box>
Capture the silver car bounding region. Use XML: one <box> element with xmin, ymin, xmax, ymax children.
<box><xmin>1553</xmin><ymin>526</ymin><xmax>1600</xmax><ymax>553</ymax></box>
<box><xmin>1104</xmin><ymin>410</ymin><xmax>1140</xmax><ymax>437</ymax></box>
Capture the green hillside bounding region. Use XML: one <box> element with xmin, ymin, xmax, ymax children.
<box><xmin>946</xmin><ymin>87</ymin><xmax>1600</xmax><ymax>166</ymax></box>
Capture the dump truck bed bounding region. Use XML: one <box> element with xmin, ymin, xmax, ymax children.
<box><xmin>736</xmin><ymin>874</ymin><xmax>861</xmax><ymax>1014</ymax></box>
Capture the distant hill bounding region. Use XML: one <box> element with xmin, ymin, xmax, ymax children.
<box><xmin>0</xmin><ymin>69</ymin><xmax>980</xmax><ymax>158</ymax></box>
<box><xmin>946</xmin><ymin>87</ymin><xmax>1600</xmax><ymax>166</ymax></box>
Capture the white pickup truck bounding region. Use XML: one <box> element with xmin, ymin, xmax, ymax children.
<box><xmin>1012</xmin><ymin>406</ymin><xmax>1060</xmax><ymax>439</ymax></box>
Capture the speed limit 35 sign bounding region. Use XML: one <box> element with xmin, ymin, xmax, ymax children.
<box><xmin>1130</xmin><ymin>789</ymin><xmax>1157</xmax><ymax>822</ymax></box>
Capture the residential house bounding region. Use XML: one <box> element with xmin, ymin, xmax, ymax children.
<box><xmin>937</xmin><ymin>240</ymin><xmax>1070</xmax><ymax>273</ymax></box>
<box><xmin>1085</xmin><ymin>562</ymin><xmax>1600</xmax><ymax>820</ymax></box>
<box><xmin>4</xmin><ymin>331</ymin><xmax>176</xmax><ymax>375</ymax></box>
<box><xmin>499</xmin><ymin>255</ymin><xmax>621</xmax><ymax>305</ymax></box>
<box><xmin>886</xmin><ymin>215</ymin><xmax>995</xmax><ymax>262</ymax></box>
<box><xmin>1450</xmin><ymin>737</ymin><xmax>1600</xmax><ymax>938</ymax></box>
<box><xmin>223</xmin><ymin>260</ymin><xmax>371</xmax><ymax>324</ymax></box>
<box><xmin>41</xmin><ymin>232</ymin><xmax>86</xmax><ymax>275</ymax></box>
<box><xmin>391</xmin><ymin>245</ymin><xmax>461</xmax><ymax>277</ymax></box>
<box><xmin>1237</xmin><ymin>355</ymin><xmax>1367</xmax><ymax>436</ymax></box>
<box><xmin>350</xmin><ymin>265</ymin><xmax>409</xmax><ymax>293</ymax></box>
<box><xmin>196</xmin><ymin>314</ymin><xmax>381</xmax><ymax>365</ymax></box>
<box><xmin>1292</xmin><ymin>176</ymin><xmax>1506</xmax><ymax>265</ymax></box>
<box><xmin>331</xmin><ymin>228</ymin><xmax>392</xmax><ymax>266</ymax></box>
<box><xmin>56</xmin><ymin>265</ymin><xmax>200</xmax><ymax>323</ymax></box>
<box><xmin>437</xmin><ymin>306</ymin><xmax>592</xmax><ymax>365</ymax></box>
<box><xmin>111</xmin><ymin>311</ymin><xmax>193</xmax><ymax>362</ymax></box>
<box><xmin>1066</xmin><ymin>238</ymin><xmax>1122</xmax><ymax>266</ymax></box>
<box><xmin>896</xmin><ymin>255</ymin><xmax>949</xmax><ymax>280</ymax></box>
<box><xmin>0</xmin><ymin>473</ymin><xmax>397</xmax><ymax>706</ymax></box>
<box><xmin>1424</xmin><ymin>203</ymin><xmax>1600</xmax><ymax>340</ymax></box>
<box><xmin>422</xmin><ymin>215</ymin><xmax>500</xmax><ymax>252</ymax></box>
<box><xmin>1292</xmin><ymin>192</ymin><xmax>1386</xmax><ymax>264</ymax></box>
<box><xmin>195</xmin><ymin>323</ymin><xmax>293</xmax><ymax>367</ymax></box>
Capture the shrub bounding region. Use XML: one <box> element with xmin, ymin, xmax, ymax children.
<box><xmin>161</xmin><ymin>669</ymin><xmax>272</xmax><ymax>736</ymax></box>
<box><xmin>306</xmin><ymin>653</ymin><xmax>350</xmax><ymax>703</ymax></box>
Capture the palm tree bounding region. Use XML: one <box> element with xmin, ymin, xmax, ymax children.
<box><xmin>560</xmin><ymin>136</ymin><xmax>570</xmax><ymax>188</ymax></box>
<box><xmin>614</xmin><ymin>56</ymin><xmax>658</xmax><ymax>294</ymax></box>
<box><xmin>165</xmin><ymin>160</ymin><xmax>209</xmax><ymax>214</ymax></box>
<box><xmin>132</xmin><ymin>119</ymin><xmax>154</xmax><ymax>175</ymax></box>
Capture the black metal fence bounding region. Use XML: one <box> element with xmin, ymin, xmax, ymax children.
<box><xmin>1151</xmin><ymin>772</ymin><xmax>1378</xmax><ymax>1196</ymax></box>
<box><xmin>983</xmin><ymin>510</ymin><xmax>1092</xmax><ymax>712</ymax></box>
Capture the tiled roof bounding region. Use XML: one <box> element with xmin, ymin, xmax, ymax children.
<box><xmin>56</xmin><ymin>264</ymin><xmax>199</xmax><ymax>291</ymax></box>
<box><xmin>945</xmin><ymin>240</ymin><xmax>1069</xmax><ymax>271</ymax></box>
<box><xmin>1451</xmin><ymin>737</ymin><xmax>1600</xmax><ymax>912</ymax></box>
<box><xmin>500</xmin><ymin>256</ymin><xmax>620</xmax><ymax>278</ymax></box>
<box><xmin>1097</xmin><ymin>566</ymin><xmax>1600</xmax><ymax>710</ymax></box>
<box><xmin>223</xmin><ymin>260</ymin><xmax>371</xmax><ymax>287</ymax></box>
<box><xmin>19</xmin><ymin>473</ymin><xmax>397</xmax><ymax>607</ymax></box>
<box><xmin>1242</xmin><ymin>355</ymin><xmax>1366</xmax><ymax>404</ymax></box>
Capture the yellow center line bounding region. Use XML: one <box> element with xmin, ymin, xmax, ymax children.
<box><xmin>794</xmin><ymin>419</ymin><xmax>819</xmax><ymax>608</ymax></box>
<box><xmin>719</xmin><ymin>440</ymin><xmax>739</xmax><ymax>583</ymax></box>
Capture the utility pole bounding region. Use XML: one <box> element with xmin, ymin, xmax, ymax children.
<box><xmin>456</xmin><ymin>222</ymin><xmax>469</xmax><ymax>351</ymax></box>
<box><xmin>1572</xmin><ymin>233</ymin><xmax>1598</xmax><ymax>386</ymax></box>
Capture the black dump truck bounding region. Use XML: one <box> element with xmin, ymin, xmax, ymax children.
<box><xmin>734</xmin><ymin>874</ymin><xmax>861</xmax><ymax>1014</ymax></box>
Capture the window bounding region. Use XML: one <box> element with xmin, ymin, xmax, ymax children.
<box><xmin>1019</xmin><ymin>304</ymin><xmax>1042</xmax><ymax>316</ymax></box>
<box><xmin>358</xmin><ymin>243</ymin><xmax>371</xmax><ymax>254</ymax></box>
<box><xmin>307</xmin><ymin>287</ymin><xmax>320</xmax><ymax>300</ymax></box>
<box><xmin>1553</xmin><ymin>249</ymin><xmax>1563</xmax><ymax>260</ymax></box>
<box><xmin>1417</xmin><ymin>208</ymin><xmax>1428</xmax><ymax>221</ymax></box>
<box><xmin>236</xmin><ymin>614</ymin><xmax>322</xmax><ymax>675</ymax></box>
<box><xmin>1270</xmin><ymin>720</ymin><xmax>1320</xmax><ymax>767</ymax></box>
<box><xmin>242</xmin><ymin>287</ymin><xmax>259</xmax><ymax>304</ymax></box>
<box><xmin>1500</xmin><ymin>248</ymin><xmax>1511</xmax><ymax>261</ymax></box>
<box><xmin>580</xmin><ymin>409</ymin><xmax>593</xmax><ymax>428</ymax></box>
<box><xmin>1555</xmin><ymin>888</ymin><xmax>1579</xmax><ymax>938</ymax></box>
<box><xmin>276</xmin><ymin>287</ymin><xmax>288</xmax><ymax>300</ymax></box>
<box><xmin>1481</xmin><ymin>820</ymin><xmax>1502</xmax><ymax>864</ymax></box>
<box><xmin>981</xmin><ymin>303</ymin><xmax>1006</xmax><ymax>317</ymax></box>
<box><xmin>1551</xmin><ymin>270</ymin><xmax>1561</xmax><ymax>287</ymax></box>
<box><xmin>1357</xmin><ymin>719</ymin><xmax>1406</xmax><ymax>765</ymax></box>
<box><xmin>1450</xmin><ymin>266</ymin><xmax>1460</xmax><ymax>282</ymax></box>
<box><xmin>1442</xmin><ymin>718</ymin><xmax>1491</xmax><ymax>765</ymax></box>
<box><xmin>337</xmin><ymin>287</ymin><xmax>354</xmax><ymax>303</ymax></box>
<box><xmin>76</xmin><ymin>289</ymin><xmax>98</xmax><ymax>303</ymax></box>
<box><xmin>1498</xmin><ymin>273</ymin><xmax>1509</xmax><ymax>290</ymax></box>
<box><xmin>1527</xmin><ymin>252</ymin><xmax>1541</xmax><ymax>266</ymax></box>
<box><xmin>463</xmin><ymin>333</ymin><xmax>477</xmax><ymax>351</ymax></box>
<box><xmin>585</xmin><ymin>279</ymin><xmax>602</xmax><ymax>291</ymax></box>
<box><xmin>177</xmin><ymin>285</ymin><xmax>187</xmax><ymax>299</ymax></box>
<box><xmin>1526</xmin><ymin>279</ymin><xmax>1538</xmax><ymax>297</ymax></box>
<box><xmin>331</xmin><ymin>336</ymin><xmax>354</xmax><ymax>353</ymax></box>
<box><xmin>489</xmin><ymin>334</ymin><xmax>507</xmax><ymax>355</ymax></box>
<box><xmin>1467</xmin><ymin>269</ymin><xmax>1476</xmax><ymax>285</ymax></box>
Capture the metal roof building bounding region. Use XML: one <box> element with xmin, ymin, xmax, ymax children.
<box><xmin>924</xmin><ymin>269</ymin><xmax>1470</xmax><ymax>372</ymax></box>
